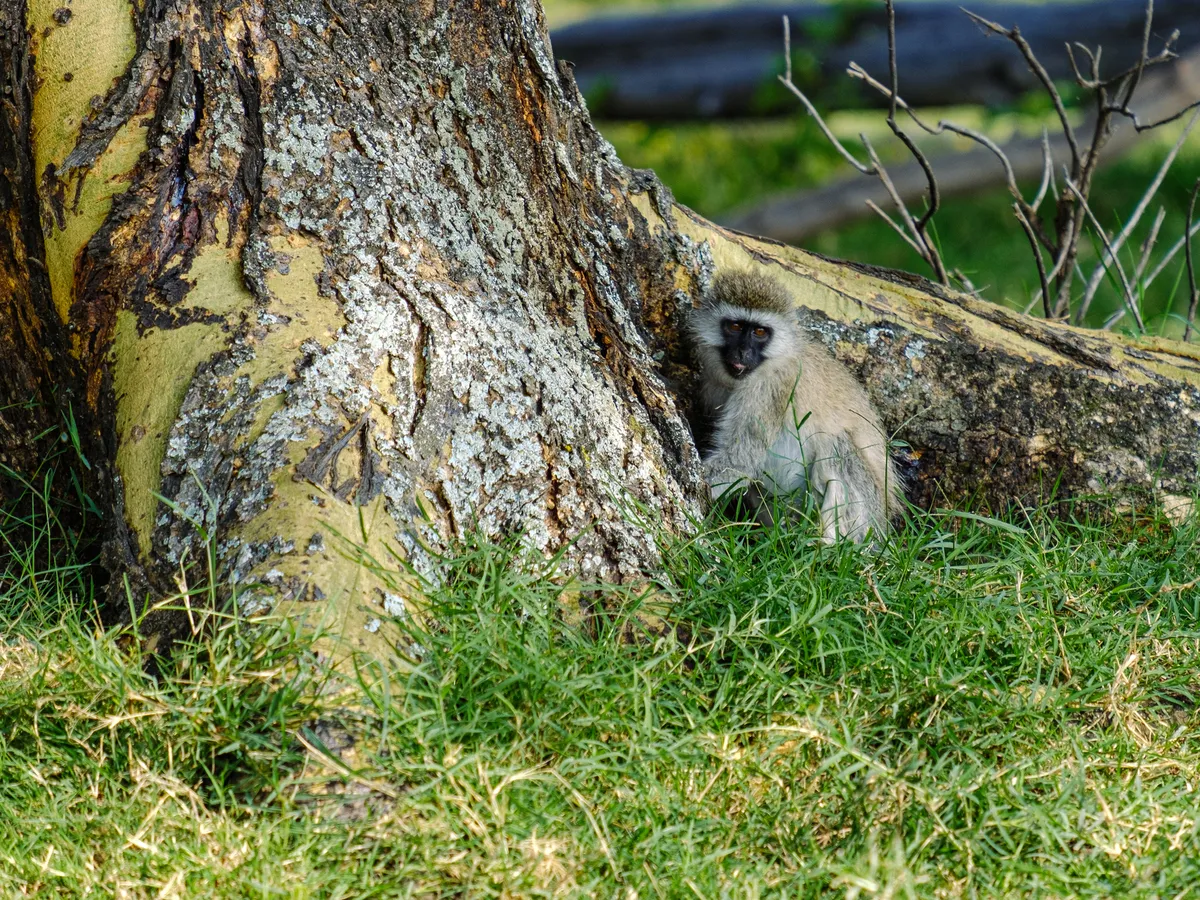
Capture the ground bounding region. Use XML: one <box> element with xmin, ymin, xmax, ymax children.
<box><xmin>3</xmin><ymin>494</ymin><xmax>1200</xmax><ymax>896</ymax></box>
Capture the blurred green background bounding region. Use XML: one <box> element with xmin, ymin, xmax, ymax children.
<box><xmin>545</xmin><ymin>0</ymin><xmax>1200</xmax><ymax>335</ymax></box>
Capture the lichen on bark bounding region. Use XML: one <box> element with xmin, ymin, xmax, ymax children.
<box><xmin>36</xmin><ymin>0</ymin><xmax>709</xmax><ymax>649</ymax></box>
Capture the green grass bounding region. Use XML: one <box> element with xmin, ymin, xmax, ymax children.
<box><xmin>4</xmin><ymin>490</ymin><xmax>1200</xmax><ymax>896</ymax></box>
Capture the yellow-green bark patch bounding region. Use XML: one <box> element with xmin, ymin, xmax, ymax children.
<box><xmin>111</xmin><ymin>311</ymin><xmax>228</xmax><ymax>556</ymax></box>
<box><xmin>246</xmin><ymin>456</ymin><xmax>414</xmax><ymax>665</ymax></box>
<box><xmin>185</xmin><ymin>217</ymin><xmax>257</xmax><ymax>317</ymax></box>
<box><xmin>44</xmin><ymin>121</ymin><xmax>148</xmax><ymax>325</ymax></box>
<box><xmin>29</xmin><ymin>0</ymin><xmax>139</xmax><ymax>323</ymax></box>
<box><xmin>232</xmin><ymin>235</ymin><xmax>344</xmax><ymax>388</ymax></box>
<box><xmin>27</xmin><ymin>0</ymin><xmax>135</xmax><ymax>174</ymax></box>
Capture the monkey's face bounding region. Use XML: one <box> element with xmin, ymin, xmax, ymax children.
<box><xmin>720</xmin><ymin>319</ymin><xmax>773</xmax><ymax>379</ymax></box>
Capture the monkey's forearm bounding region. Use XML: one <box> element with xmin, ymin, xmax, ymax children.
<box><xmin>705</xmin><ymin>419</ymin><xmax>773</xmax><ymax>475</ymax></box>
<box><xmin>703</xmin><ymin>416</ymin><xmax>779</xmax><ymax>502</ymax></box>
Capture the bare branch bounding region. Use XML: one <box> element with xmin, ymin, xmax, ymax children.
<box><xmin>774</xmin><ymin>0</ymin><xmax>1195</xmax><ymax>331</ymax></box>
<box><xmin>865</xmin><ymin>200</ymin><xmax>927</xmax><ymax>257</ymax></box>
<box><xmin>1066</xmin><ymin>42</ymin><xmax>1102</xmax><ymax>89</ymax></box>
<box><xmin>1015</xmin><ymin>204</ymin><xmax>1053</xmax><ymax>318</ymax></box>
<box><xmin>1031</xmin><ymin>128</ymin><xmax>1054</xmax><ymax>212</ymax></box>
<box><xmin>1066</xmin><ymin>176</ymin><xmax>1145</xmax><ymax>331</ymax></box>
<box><xmin>847</xmin><ymin>59</ymin><xmax>1057</xmax><ymax>253</ymax></box>
<box><xmin>1132</xmin><ymin>206</ymin><xmax>1167</xmax><ymax>285</ymax></box>
<box><xmin>1107</xmin><ymin>97</ymin><xmax>1200</xmax><ymax>131</ymax></box>
<box><xmin>964</xmin><ymin>10</ymin><xmax>1082</xmax><ymax>177</ymax></box>
<box><xmin>962</xmin><ymin>7</ymin><xmax>1104</xmax><ymax>319</ymax></box>
<box><xmin>732</xmin><ymin>46</ymin><xmax>1200</xmax><ymax>248</ymax></box>
<box><xmin>951</xmin><ymin>269</ymin><xmax>980</xmax><ymax>295</ymax></box>
<box><xmin>1144</xmin><ymin>219</ymin><xmax>1200</xmax><ymax>288</ymax></box>
<box><xmin>882</xmin><ymin>0</ymin><xmax>948</xmax><ymax>282</ymax></box>
<box><xmin>780</xmin><ymin>9</ymin><xmax>949</xmax><ymax>285</ymax></box>
<box><xmin>1117</xmin><ymin>0</ymin><xmax>1154</xmax><ymax>110</ymax></box>
<box><xmin>1077</xmin><ymin>106</ymin><xmax>1200</xmax><ymax>321</ymax></box>
<box><xmin>1026</xmin><ymin>237</ymin><xmax>1079</xmax><ymax>317</ymax></box>
<box><xmin>1102</xmin><ymin>307</ymin><xmax>1128</xmax><ymax>330</ymax></box>
<box><xmin>777</xmin><ymin>17</ymin><xmax>874</xmax><ymax>175</ymax></box>
<box><xmin>1185</xmin><ymin>179</ymin><xmax>1199</xmax><ymax>341</ymax></box>
<box><xmin>862</xmin><ymin>139</ymin><xmax>930</xmax><ymax>260</ymax></box>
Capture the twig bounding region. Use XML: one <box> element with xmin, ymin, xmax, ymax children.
<box><xmin>1031</xmin><ymin>128</ymin><xmax>1054</xmax><ymax>212</ymax></box>
<box><xmin>863</xmin><ymin>138</ymin><xmax>927</xmax><ymax>256</ymax></box>
<box><xmin>1015</xmin><ymin>204</ymin><xmax>1053</xmax><ymax>317</ymax></box>
<box><xmin>1108</xmin><ymin>98</ymin><xmax>1200</xmax><ymax>132</ymax></box>
<box><xmin>1101</xmin><ymin>307</ymin><xmax>1127</xmax><ymax>330</ymax></box>
<box><xmin>1066</xmin><ymin>42</ymin><xmax>1102</xmax><ymax>90</ymax></box>
<box><xmin>881</xmin><ymin>0</ymin><xmax>948</xmax><ymax>283</ymax></box>
<box><xmin>963</xmin><ymin>7</ymin><xmax>1097</xmax><ymax>316</ymax></box>
<box><xmin>1065</xmin><ymin>176</ymin><xmax>1145</xmax><ymax>331</ymax></box>
<box><xmin>782</xmin><ymin>0</ymin><xmax>1194</xmax><ymax>325</ymax></box>
<box><xmin>1185</xmin><ymin>179</ymin><xmax>1199</xmax><ymax>341</ymax></box>
<box><xmin>849</xmin><ymin>59</ymin><xmax>1059</xmax><ymax>255</ymax></box>
<box><xmin>1117</xmin><ymin>0</ymin><xmax>1154</xmax><ymax>110</ymax></box>
<box><xmin>964</xmin><ymin>10</ymin><xmax>1082</xmax><ymax>178</ymax></box>
<box><xmin>951</xmin><ymin>268</ymin><xmax>980</xmax><ymax>295</ymax></box>
<box><xmin>1076</xmin><ymin>106</ymin><xmax>1200</xmax><ymax>322</ymax></box>
<box><xmin>1027</xmin><ymin>238</ymin><xmax>1078</xmax><ymax>316</ymax></box>
<box><xmin>1144</xmin><ymin>219</ymin><xmax>1200</xmax><ymax>289</ymax></box>
<box><xmin>779</xmin><ymin>18</ymin><xmax>873</xmax><ymax>175</ymax></box>
<box><xmin>779</xmin><ymin>8</ymin><xmax>949</xmax><ymax>284</ymax></box>
<box><xmin>865</xmin><ymin>200</ymin><xmax>926</xmax><ymax>257</ymax></box>
<box><xmin>1132</xmin><ymin>206</ymin><xmax>1167</xmax><ymax>285</ymax></box>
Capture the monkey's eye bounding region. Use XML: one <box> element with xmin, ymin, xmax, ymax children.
<box><xmin>726</xmin><ymin>321</ymin><xmax>743</xmax><ymax>333</ymax></box>
<box><xmin>752</xmin><ymin>327</ymin><xmax>768</xmax><ymax>338</ymax></box>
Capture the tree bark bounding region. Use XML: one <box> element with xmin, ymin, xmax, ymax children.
<box><xmin>2</xmin><ymin>1</ymin><xmax>1199</xmax><ymax>649</ymax></box>
<box><xmin>550</xmin><ymin>0</ymin><xmax>1200</xmax><ymax>120</ymax></box>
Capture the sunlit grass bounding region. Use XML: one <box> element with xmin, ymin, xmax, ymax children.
<box><xmin>3</xmin><ymin>486</ymin><xmax>1199</xmax><ymax>896</ymax></box>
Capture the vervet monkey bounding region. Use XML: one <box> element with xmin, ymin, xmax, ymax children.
<box><xmin>690</xmin><ymin>270</ymin><xmax>902</xmax><ymax>542</ymax></box>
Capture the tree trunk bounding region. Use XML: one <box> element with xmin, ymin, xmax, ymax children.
<box><xmin>2</xmin><ymin>1</ymin><xmax>1199</xmax><ymax>649</ymax></box>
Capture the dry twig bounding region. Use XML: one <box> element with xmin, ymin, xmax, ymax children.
<box><xmin>1132</xmin><ymin>206</ymin><xmax>1168</xmax><ymax>286</ymax></box>
<box><xmin>1076</xmin><ymin>107</ymin><xmax>1200</xmax><ymax>323</ymax></box>
<box><xmin>1015</xmin><ymin>204</ymin><xmax>1053</xmax><ymax>318</ymax></box>
<box><xmin>779</xmin><ymin>2</ymin><xmax>950</xmax><ymax>285</ymax></box>
<box><xmin>1065</xmin><ymin>177</ymin><xmax>1146</xmax><ymax>330</ymax></box>
<box><xmin>1144</xmin><ymin>219</ymin><xmax>1200</xmax><ymax>289</ymax></box>
<box><xmin>1185</xmin><ymin>179</ymin><xmax>1199</xmax><ymax>340</ymax></box>
<box><xmin>780</xmin><ymin>0</ymin><xmax>1196</xmax><ymax>328</ymax></box>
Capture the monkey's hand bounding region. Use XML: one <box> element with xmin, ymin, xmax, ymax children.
<box><xmin>704</xmin><ymin>461</ymin><xmax>776</xmax><ymax>528</ymax></box>
<box><xmin>703</xmin><ymin>457</ymin><xmax>745</xmax><ymax>502</ymax></box>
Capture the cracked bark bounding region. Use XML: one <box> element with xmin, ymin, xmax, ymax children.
<box><xmin>2</xmin><ymin>0</ymin><xmax>1199</xmax><ymax>653</ymax></box>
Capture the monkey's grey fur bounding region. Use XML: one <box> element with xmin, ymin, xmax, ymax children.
<box><xmin>690</xmin><ymin>270</ymin><xmax>902</xmax><ymax>542</ymax></box>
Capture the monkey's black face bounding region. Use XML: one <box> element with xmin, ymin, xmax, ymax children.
<box><xmin>720</xmin><ymin>319</ymin><xmax>773</xmax><ymax>378</ymax></box>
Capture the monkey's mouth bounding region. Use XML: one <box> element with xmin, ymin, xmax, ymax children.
<box><xmin>726</xmin><ymin>362</ymin><xmax>749</xmax><ymax>378</ymax></box>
